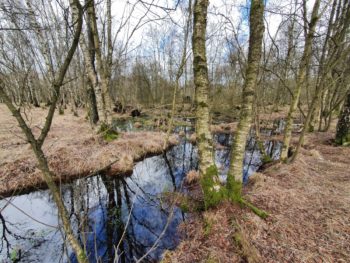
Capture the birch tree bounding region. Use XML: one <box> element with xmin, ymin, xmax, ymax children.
<box><xmin>227</xmin><ymin>0</ymin><xmax>265</xmax><ymax>199</ymax></box>
<box><xmin>192</xmin><ymin>0</ymin><xmax>223</xmax><ymax>208</ymax></box>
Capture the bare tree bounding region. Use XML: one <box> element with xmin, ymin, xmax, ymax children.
<box><xmin>0</xmin><ymin>1</ymin><xmax>88</xmax><ymax>261</ymax></box>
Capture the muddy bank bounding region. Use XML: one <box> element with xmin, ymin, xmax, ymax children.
<box><xmin>165</xmin><ymin>130</ymin><xmax>350</xmax><ymax>262</ymax></box>
<box><xmin>0</xmin><ymin>105</ymin><xmax>178</xmax><ymax>198</ymax></box>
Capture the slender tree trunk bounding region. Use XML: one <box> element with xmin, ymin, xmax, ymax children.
<box><xmin>192</xmin><ymin>0</ymin><xmax>213</xmax><ymax>176</ymax></box>
<box><xmin>87</xmin><ymin>0</ymin><xmax>112</xmax><ymax>123</ymax></box>
<box><xmin>86</xmin><ymin>78</ymin><xmax>99</xmax><ymax>124</ymax></box>
<box><xmin>226</xmin><ymin>0</ymin><xmax>265</xmax><ymax>199</ymax></box>
<box><xmin>164</xmin><ymin>0</ymin><xmax>192</xmax><ymax>149</ymax></box>
<box><xmin>78</xmin><ymin>27</ymin><xmax>105</xmax><ymax>124</ymax></box>
<box><xmin>335</xmin><ymin>91</ymin><xmax>350</xmax><ymax>145</ymax></box>
<box><xmin>193</xmin><ymin>0</ymin><xmax>222</xmax><ymax>208</ymax></box>
<box><xmin>281</xmin><ymin>0</ymin><xmax>321</xmax><ymax>160</ymax></box>
<box><xmin>309</xmin><ymin>0</ymin><xmax>337</xmax><ymax>132</ymax></box>
<box><xmin>0</xmin><ymin>1</ymin><xmax>88</xmax><ymax>261</ymax></box>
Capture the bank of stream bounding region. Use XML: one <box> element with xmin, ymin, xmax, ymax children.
<box><xmin>0</xmin><ymin>120</ymin><xmax>283</xmax><ymax>262</ymax></box>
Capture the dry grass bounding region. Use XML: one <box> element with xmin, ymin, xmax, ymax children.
<box><xmin>210</xmin><ymin>122</ymin><xmax>238</xmax><ymax>134</ymax></box>
<box><xmin>167</xmin><ymin>129</ymin><xmax>350</xmax><ymax>262</ymax></box>
<box><xmin>185</xmin><ymin>170</ymin><xmax>200</xmax><ymax>185</ymax></box>
<box><xmin>163</xmin><ymin>202</ymin><xmax>258</xmax><ymax>263</ymax></box>
<box><xmin>0</xmin><ymin>104</ymin><xmax>178</xmax><ymax>197</ymax></box>
<box><xmin>188</xmin><ymin>133</ymin><xmax>197</xmax><ymax>144</ymax></box>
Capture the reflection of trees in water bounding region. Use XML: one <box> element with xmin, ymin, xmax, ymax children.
<box><xmin>0</xmin><ymin>211</ymin><xmax>47</xmax><ymax>261</ymax></box>
<box><xmin>0</xmin><ymin>212</ymin><xmax>12</xmax><ymax>258</ymax></box>
<box><xmin>71</xmin><ymin>167</ymin><xmax>180</xmax><ymax>262</ymax></box>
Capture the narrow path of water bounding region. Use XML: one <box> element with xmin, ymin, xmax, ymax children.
<box><xmin>0</xmin><ymin>122</ymin><xmax>282</xmax><ymax>262</ymax></box>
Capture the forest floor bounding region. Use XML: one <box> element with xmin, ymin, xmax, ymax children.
<box><xmin>0</xmin><ymin>104</ymin><xmax>178</xmax><ymax>198</ymax></box>
<box><xmin>165</xmin><ymin>129</ymin><xmax>350</xmax><ymax>263</ymax></box>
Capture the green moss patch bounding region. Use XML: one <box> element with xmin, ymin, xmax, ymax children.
<box><xmin>98</xmin><ymin>123</ymin><xmax>119</xmax><ymax>142</ymax></box>
<box><xmin>200</xmin><ymin>165</ymin><xmax>227</xmax><ymax>209</ymax></box>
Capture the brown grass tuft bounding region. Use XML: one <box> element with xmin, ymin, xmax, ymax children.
<box><xmin>189</xmin><ymin>133</ymin><xmax>197</xmax><ymax>144</ymax></box>
<box><xmin>185</xmin><ymin>170</ymin><xmax>200</xmax><ymax>185</ymax></box>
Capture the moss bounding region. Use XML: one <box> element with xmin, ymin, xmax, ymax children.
<box><xmin>203</xmin><ymin>216</ymin><xmax>213</xmax><ymax>237</ymax></box>
<box><xmin>335</xmin><ymin>134</ymin><xmax>350</xmax><ymax>146</ymax></box>
<box><xmin>240</xmin><ymin>199</ymin><xmax>268</xmax><ymax>219</ymax></box>
<box><xmin>226</xmin><ymin>174</ymin><xmax>268</xmax><ymax>219</ymax></box>
<box><xmin>198</xmin><ymin>101</ymin><xmax>208</xmax><ymax>108</ymax></box>
<box><xmin>10</xmin><ymin>248</ymin><xmax>20</xmax><ymax>263</ymax></box>
<box><xmin>194</xmin><ymin>201</ymin><xmax>205</xmax><ymax>212</ymax></box>
<box><xmin>261</xmin><ymin>155</ymin><xmax>273</xmax><ymax>164</ymax></box>
<box><xmin>233</xmin><ymin>231</ymin><xmax>242</xmax><ymax>247</ymax></box>
<box><xmin>77</xmin><ymin>252</ymin><xmax>88</xmax><ymax>262</ymax></box>
<box><xmin>58</xmin><ymin>108</ymin><xmax>64</xmax><ymax>115</ymax></box>
<box><xmin>179</xmin><ymin>198</ymin><xmax>190</xmax><ymax>213</ymax></box>
<box><xmin>200</xmin><ymin>165</ymin><xmax>227</xmax><ymax>209</ymax></box>
<box><xmin>226</xmin><ymin>174</ymin><xmax>242</xmax><ymax>202</ymax></box>
<box><xmin>98</xmin><ymin>123</ymin><xmax>119</xmax><ymax>142</ymax></box>
<box><xmin>205</xmin><ymin>256</ymin><xmax>218</xmax><ymax>263</ymax></box>
<box><xmin>199</xmin><ymin>167</ymin><xmax>268</xmax><ymax>218</ymax></box>
<box><xmin>199</xmin><ymin>133</ymin><xmax>206</xmax><ymax>142</ymax></box>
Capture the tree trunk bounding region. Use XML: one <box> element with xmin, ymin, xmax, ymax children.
<box><xmin>193</xmin><ymin>0</ymin><xmax>222</xmax><ymax>208</ymax></box>
<box><xmin>192</xmin><ymin>0</ymin><xmax>213</xmax><ymax>176</ymax></box>
<box><xmin>87</xmin><ymin>0</ymin><xmax>113</xmax><ymax>123</ymax></box>
<box><xmin>335</xmin><ymin>92</ymin><xmax>350</xmax><ymax>145</ymax></box>
<box><xmin>86</xmin><ymin>78</ymin><xmax>99</xmax><ymax>124</ymax></box>
<box><xmin>78</xmin><ymin>27</ymin><xmax>105</xmax><ymax>124</ymax></box>
<box><xmin>226</xmin><ymin>0</ymin><xmax>265</xmax><ymax>199</ymax></box>
<box><xmin>281</xmin><ymin>0</ymin><xmax>321</xmax><ymax>160</ymax></box>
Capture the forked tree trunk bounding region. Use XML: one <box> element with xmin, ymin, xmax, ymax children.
<box><xmin>281</xmin><ymin>0</ymin><xmax>321</xmax><ymax>160</ymax></box>
<box><xmin>226</xmin><ymin>0</ymin><xmax>265</xmax><ymax>199</ymax></box>
<box><xmin>78</xmin><ymin>24</ymin><xmax>105</xmax><ymax>124</ymax></box>
<box><xmin>86</xmin><ymin>0</ymin><xmax>113</xmax><ymax>123</ymax></box>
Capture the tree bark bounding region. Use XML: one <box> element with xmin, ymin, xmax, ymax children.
<box><xmin>193</xmin><ymin>0</ymin><xmax>224</xmax><ymax>208</ymax></box>
<box><xmin>226</xmin><ymin>0</ymin><xmax>265</xmax><ymax>198</ymax></box>
<box><xmin>77</xmin><ymin>20</ymin><xmax>105</xmax><ymax>124</ymax></box>
<box><xmin>86</xmin><ymin>0</ymin><xmax>113</xmax><ymax>123</ymax></box>
<box><xmin>335</xmin><ymin>91</ymin><xmax>350</xmax><ymax>145</ymax></box>
<box><xmin>192</xmin><ymin>0</ymin><xmax>214</xmax><ymax>176</ymax></box>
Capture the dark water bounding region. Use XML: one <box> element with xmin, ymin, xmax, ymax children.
<box><xmin>0</xmin><ymin>122</ymin><xmax>282</xmax><ymax>263</ymax></box>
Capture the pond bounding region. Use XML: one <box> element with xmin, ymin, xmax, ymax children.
<box><xmin>0</xmin><ymin>122</ymin><xmax>282</xmax><ymax>263</ymax></box>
